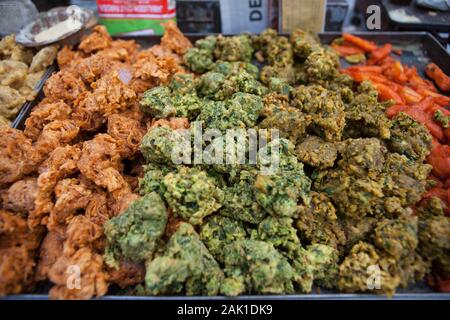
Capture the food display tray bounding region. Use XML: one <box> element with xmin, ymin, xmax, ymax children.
<box><xmin>11</xmin><ymin>63</ymin><xmax>57</xmax><ymax>129</ymax></box>
<box><xmin>6</xmin><ymin>32</ymin><xmax>450</xmax><ymax>300</ymax></box>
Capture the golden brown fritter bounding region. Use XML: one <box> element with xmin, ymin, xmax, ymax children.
<box><xmin>338</xmin><ymin>138</ymin><xmax>387</xmax><ymax>178</ymax></box>
<box><xmin>35</xmin><ymin>230</ymin><xmax>65</xmax><ymax>281</ymax></box>
<box><xmin>1</xmin><ymin>178</ymin><xmax>38</xmax><ymax>215</ymax></box>
<box><xmin>29</xmin><ymin>145</ymin><xmax>81</xmax><ymax>228</ymax></box>
<box><xmin>16</xmin><ymin>71</ymin><xmax>45</xmax><ymax>101</ymax></box>
<box><xmin>0</xmin><ymin>59</ymin><xmax>28</xmax><ymax>86</ymax></box>
<box><xmin>48</xmin><ymin>248</ymin><xmax>108</xmax><ymax>300</ymax></box>
<box><xmin>56</xmin><ymin>45</ymin><xmax>83</xmax><ymax>69</ymax></box>
<box><xmin>160</xmin><ymin>20</ymin><xmax>193</xmax><ymax>55</ymax></box>
<box><xmin>107</xmin><ymin>113</ymin><xmax>145</xmax><ymax>158</ymax></box>
<box><xmin>107</xmin><ymin>261</ymin><xmax>145</xmax><ymax>289</ymax></box>
<box><xmin>0</xmin><ymin>210</ymin><xmax>44</xmax><ymax>296</ymax></box>
<box><xmin>149</xmin><ymin>117</ymin><xmax>190</xmax><ymax>130</ymax></box>
<box><xmin>0</xmin><ymin>127</ymin><xmax>36</xmax><ymax>187</ymax></box>
<box><xmin>24</xmin><ymin>99</ymin><xmax>72</xmax><ymax>140</ymax></box>
<box><xmin>34</xmin><ymin>120</ymin><xmax>80</xmax><ymax>163</ymax></box>
<box><xmin>78</xmin><ymin>134</ymin><xmax>130</xmax><ymax>200</ymax></box>
<box><xmin>43</xmin><ymin>70</ymin><xmax>87</xmax><ymax>103</ymax></box>
<box><xmin>63</xmin><ymin>215</ymin><xmax>104</xmax><ymax>256</ymax></box>
<box><xmin>79</xmin><ymin>25</ymin><xmax>112</xmax><ymax>54</ymax></box>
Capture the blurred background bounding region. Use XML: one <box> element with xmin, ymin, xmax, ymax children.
<box><xmin>1</xmin><ymin>0</ymin><xmax>449</xmax><ymax>49</ymax></box>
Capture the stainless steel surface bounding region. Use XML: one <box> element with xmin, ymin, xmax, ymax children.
<box><xmin>6</xmin><ymin>31</ymin><xmax>450</xmax><ymax>300</ymax></box>
<box><xmin>15</xmin><ymin>6</ymin><xmax>96</xmax><ymax>47</ymax></box>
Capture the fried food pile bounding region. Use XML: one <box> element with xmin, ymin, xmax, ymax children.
<box><xmin>1</xmin><ymin>26</ymin><xmax>449</xmax><ymax>299</ymax></box>
<box><xmin>0</xmin><ymin>22</ymin><xmax>191</xmax><ymax>299</ymax></box>
<box><xmin>0</xmin><ymin>34</ymin><xmax>58</xmax><ymax>125</ymax></box>
<box><xmin>102</xmin><ymin>29</ymin><xmax>449</xmax><ymax>297</ymax></box>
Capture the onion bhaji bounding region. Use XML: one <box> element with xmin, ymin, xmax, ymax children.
<box><xmin>0</xmin><ymin>22</ymin><xmax>190</xmax><ymax>299</ymax></box>
<box><xmin>1</xmin><ymin>177</ymin><xmax>38</xmax><ymax>215</ymax></box>
<box><xmin>0</xmin><ymin>210</ymin><xmax>44</xmax><ymax>295</ymax></box>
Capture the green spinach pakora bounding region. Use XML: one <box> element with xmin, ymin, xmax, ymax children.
<box><xmin>103</xmin><ymin>29</ymin><xmax>448</xmax><ymax>297</ymax></box>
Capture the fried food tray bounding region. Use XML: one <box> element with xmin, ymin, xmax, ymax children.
<box><xmin>11</xmin><ymin>63</ymin><xmax>57</xmax><ymax>129</ymax></box>
<box><xmin>7</xmin><ymin>32</ymin><xmax>450</xmax><ymax>300</ymax></box>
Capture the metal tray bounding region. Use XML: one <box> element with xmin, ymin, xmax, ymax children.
<box><xmin>381</xmin><ymin>0</ymin><xmax>450</xmax><ymax>33</ymax></box>
<box><xmin>319</xmin><ymin>31</ymin><xmax>450</xmax><ymax>74</ymax></box>
<box><xmin>11</xmin><ymin>63</ymin><xmax>57</xmax><ymax>130</ymax></box>
<box><xmin>6</xmin><ymin>32</ymin><xmax>450</xmax><ymax>300</ymax></box>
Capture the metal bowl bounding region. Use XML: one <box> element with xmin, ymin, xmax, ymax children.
<box><xmin>15</xmin><ymin>6</ymin><xmax>97</xmax><ymax>47</ymax></box>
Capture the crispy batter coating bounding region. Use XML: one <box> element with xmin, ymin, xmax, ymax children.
<box><xmin>145</xmin><ymin>223</ymin><xmax>224</xmax><ymax>296</ymax></box>
<box><xmin>296</xmin><ymin>135</ymin><xmax>339</xmax><ymax>169</ymax></box>
<box><xmin>104</xmin><ymin>192</ymin><xmax>167</xmax><ymax>267</ymax></box>
<box><xmin>78</xmin><ymin>134</ymin><xmax>130</xmax><ymax>200</ymax></box>
<box><xmin>160</xmin><ymin>21</ymin><xmax>193</xmax><ymax>55</ymax></box>
<box><xmin>418</xmin><ymin>198</ymin><xmax>450</xmax><ymax>277</ymax></box>
<box><xmin>0</xmin><ymin>34</ymin><xmax>34</xmax><ymax>64</ymax></box>
<box><xmin>293</xmin><ymin>85</ymin><xmax>345</xmax><ymax>142</ymax></box>
<box><xmin>79</xmin><ymin>25</ymin><xmax>112</xmax><ymax>54</ymax></box>
<box><xmin>107</xmin><ymin>260</ymin><xmax>145</xmax><ymax>289</ymax></box>
<box><xmin>63</xmin><ymin>215</ymin><xmax>103</xmax><ymax>256</ymax></box>
<box><xmin>133</xmin><ymin>53</ymin><xmax>184</xmax><ymax>86</ymax></box>
<box><xmin>47</xmin><ymin>178</ymin><xmax>93</xmax><ymax>231</ymax></box>
<box><xmin>343</xmin><ymin>83</ymin><xmax>391</xmax><ymax>140</ymax></box>
<box><xmin>107</xmin><ymin>114</ymin><xmax>145</xmax><ymax>158</ymax></box>
<box><xmin>0</xmin><ymin>59</ymin><xmax>28</xmax><ymax>86</ymax></box>
<box><xmin>220</xmin><ymin>239</ymin><xmax>294</xmax><ymax>296</ymax></box>
<box><xmin>35</xmin><ymin>230</ymin><xmax>65</xmax><ymax>281</ymax></box>
<box><xmin>1</xmin><ymin>178</ymin><xmax>38</xmax><ymax>215</ymax></box>
<box><xmin>0</xmin><ymin>36</ymin><xmax>57</xmax><ymax>120</ymax></box>
<box><xmin>337</xmin><ymin>242</ymin><xmax>400</xmax><ymax>296</ymax></box>
<box><xmin>388</xmin><ymin>112</ymin><xmax>432</xmax><ymax>162</ymax></box>
<box><xmin>29</xmin><ymin>45</ymin><xmax>58</xmax><ymax>73</ymax></box>
<box><xmin>17</xmin><ymin>71</ymin><xmax>45</xmax><ymax>101</ymax></box>
<box><xmin>260</xmin><ymin>110</ymin><xmax>311</xmax><ymax>144</ymax></box>
<box><xmin>48</xmin><ymin>247</ymin><xmax>108</xmax><ymax>300</ymax></box>
<box><xmin>297</xmin><ymin>191</ymin><xmax>346</xmax><ymax>250</ymax></box>
<box><xmin>72</xmin><ymin>54</ymin><xmax>115</xmax><ymax>84</ymax></box>
<box><xmin>29</xmin><ymin>145</ymin><xmax>81</xmax><ymax>228</ymax></box>
<box><xmin>338</xmin><ymin>138</ymin><xmax>387</xmax><ymax>178</ymax></box>
<box><xmin>0</xmin><ymin>246</ymin><xmax>36</xmax><ymax>295</ymax></box>
<box><xmin>24</xmin><ymin>99</ymin><xmax>72</xmax><ymax>140</ymax></box>
<box><xmin>34</xmin><ymin>120</ymin><xmax>80</xmax><ymax>163</ymax></box>
<box><xmin>43</xmin><ymin>70</ymin><xmax>87</xmax><ymax>102</ymax></box>
<box><xmin>0</xmin><ymin>127</ymin><xmax>36</xmax><ymax>187</ymax></box>
<box><xmin>0</xmin><ymin>85</ymin><xmax>26</xmax><ymax>119</ymax></box>
<box><xmin>0</xmin><ymin>209</ymin><xmax>43</xmax><ymax>250</ymax></box>
<box><xmin>56</xmin><ymin>45</ymin><xmax>83</xmax><ymax>69</ymax></box>
<box><xmin>290</xmin><ymin>29</ymin><xmax>320</xmax><ymax>59</ymax></box>
<box><xmin>0</xmin><ymin>210</ymin><xmax>44</xmax><ymax>295</ymax></box>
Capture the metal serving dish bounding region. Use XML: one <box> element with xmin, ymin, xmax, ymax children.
<box><xmin>6</xmin><ymin>31</ymin><xmax>450</xmax><ymax>300</ymax></box>
<box><xmin>15</xmin><ymin>6</ymin><xmax>96</xmax><ymax>48</ymax></box>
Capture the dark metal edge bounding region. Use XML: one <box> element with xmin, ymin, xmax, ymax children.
<box><xmin>3</xmin><ymin>293</ymin><xmax>450</xmax><ymax>300</ymax></box>
<box><xmin>6</xmin><ymin>32</ymin><xmax>449</xmax><ymax>299</ymax></box>
<box><xmin>11</xmin><ymin>63</ymin><xmax>57</xmax><ymax>130</ymax></box>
